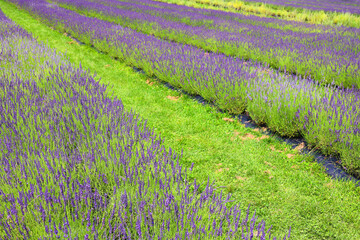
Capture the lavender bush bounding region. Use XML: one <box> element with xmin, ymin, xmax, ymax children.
<box><xmin>0</xmin><ymin>8</ymin><xmax>292</xmax><ymax>239</ymax></box>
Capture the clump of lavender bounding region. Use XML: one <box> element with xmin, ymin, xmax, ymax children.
<box><xmin>0</xmin><ymin>10</ymin><xmax>290</xmax><ymax>239</ymax></box>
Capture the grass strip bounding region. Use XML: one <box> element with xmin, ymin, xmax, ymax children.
<box><xmin>156</xmin><ymin>0</ymin><xmax>360</xmax><ymax>28</ymax></box>
<box><xmin>1</xmin><ymin>1</ymin><xmax>360</xmax><ymax>239</ymax></box>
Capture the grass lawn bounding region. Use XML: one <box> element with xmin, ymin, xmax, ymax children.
<box><xmin>1</xmin><ymin>0</ymin><xmax>360</xmax><ymax>239</ymax></box>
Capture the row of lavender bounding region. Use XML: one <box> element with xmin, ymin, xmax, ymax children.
<box><xmin>0</xmin><ymin>8</ymin><xmax>287</xmax><ymax>239</ymax></box>
<box><xmin>51</xmin><ymin>0</ymin><xmax>360</xmax><ymax>88</ymax></box>
<box><xmin>10</xmin><ymin>0</ymin><xmax>360</xmax><ymax>177</ymax></box>
<box><xmin>238</xmin><ymin>0</ymin><xmax>360</xmax><ymax>15</ymax></box>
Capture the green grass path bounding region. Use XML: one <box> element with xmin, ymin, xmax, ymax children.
<box><xmin>1</xmin><ymin>1</ymin><xmax>360</xmax><ymax>239</ymax></box>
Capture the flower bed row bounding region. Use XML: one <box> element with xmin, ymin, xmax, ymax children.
<box><xmin>52</xmin><ymin>0</ymin><xmax>360</xmax><ymax>88</ymax></box>
<box><xmin>0</xmin><ymin>8</ymin><xmax>288</xmax><ymax>239</ymax></box>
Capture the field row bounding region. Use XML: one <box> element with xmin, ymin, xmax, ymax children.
<box><xmin>53</xmin><ymin>0</ymin><xmax>360</xmax><ymax>88</ymax></box>
<box><xmin>0</xmin><ymin>7</ymin><xmax>292</xmax><ymax>239</ymax></box>
<box><xmin>9</xmin><ymin>0</ymin><xmax>360</xmax><ymax>177</ymax></box>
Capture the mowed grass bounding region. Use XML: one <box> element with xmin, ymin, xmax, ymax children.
<box><xmin>1</xmin><ymin>1</ymin><xmax>360</xmax><ymax>239</ymax></box>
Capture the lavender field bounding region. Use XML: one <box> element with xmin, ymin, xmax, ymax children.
<box><xmin>163</xmin><ymin>0</ymin><xmax>360</xmax><ymax>28</ymax></box>
<box><xmin>0</xmin><ymin>8</ymin><xmax>294</xmax><ymax>239</ymax></box>
<box><xmin>53</xmin><ymin>0</ymin><xmax>360</xmax><ymax>88</ymax></box>
<box><xmin>1</xmin><ymin>0</ymin><xmax>360</xmax><ymax>239</ymax></box>
<box><xmin>8</xmin><ymin>0</ymin><xmax>360</xmax><ymax>176</ymax></box>
<box><xmin>230</xmin><ymin>0</ymin><xmax>360</xmax><ymax>15</ymax></box>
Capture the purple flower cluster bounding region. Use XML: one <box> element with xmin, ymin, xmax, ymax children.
<box><xmin>53</xmin><ymin>0</ymin><xmax>360</xmax><ymax>88</ymax></box>
<box><xmin>0</xmin><ymin>8</ymin><xmax>290</xmax><ymax>239</ymax></box>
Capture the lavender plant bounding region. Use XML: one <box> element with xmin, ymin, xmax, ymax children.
<box><xmin>0</xmin><ymin>9</ymin><xmax>291</xmax><ymax>239</ymax></box>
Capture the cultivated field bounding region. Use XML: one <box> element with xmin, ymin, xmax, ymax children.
<box><xmin>1</xmin><ymin>0</ymin><xmax>360</xmax><ymax>239</ymax></box>
<box><xmin>161</xmin><ymin>0</ymin><xmax>360</xmax><ymax>27</ymax></box>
